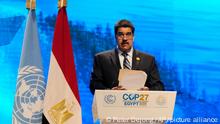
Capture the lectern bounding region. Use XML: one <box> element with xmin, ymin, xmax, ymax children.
<box><xmin>92</xmin><ymin>90</ymin><xmax>176</xmax><ymax>124</ymax></box>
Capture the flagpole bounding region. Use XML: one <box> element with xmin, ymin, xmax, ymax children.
<box><xmin>26</xmin><ymin>0</ymin><xmax>36</xmax><ymax>10</ymax></box>
<box><xmin>58</xmin><ymin>0</ymin><xmax>67</xmax><ymax>9</ymax></box>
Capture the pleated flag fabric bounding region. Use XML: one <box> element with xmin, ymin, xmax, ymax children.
<box><xmin>12</xmin><ymin>10</ymin><xmax>46</xmax><ymax>124</ymax></box>
<box><xmin>42</xmin><ymin>7</ymin><xmax>82</xmax><ymax>124</ymax></box>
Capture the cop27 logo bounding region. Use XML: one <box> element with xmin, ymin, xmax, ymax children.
<box><xmin>122</xmin><ymin>93</ymin><xmax>149</xmax><ymax>106</ymax></box>
<box><xmin>123</xmin><ymin>93</ymin><xmax>149</xmax><ymax>101</ymax></box>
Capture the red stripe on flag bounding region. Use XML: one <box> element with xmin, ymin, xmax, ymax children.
<box><xmin>52</xmin><ymin>7</ymin><xmax>80</xmax><ymax>103</ymax></box>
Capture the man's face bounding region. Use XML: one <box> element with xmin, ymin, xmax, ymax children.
<box><xmin>116</xmin><ymin>27</ymin><xmax>134</xmax><ymax>52</ymax></box>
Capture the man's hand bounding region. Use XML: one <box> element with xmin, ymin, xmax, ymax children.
<box><xmin>138</xmin><ymin>87</ymin><xmax>149</xmax><ymax>91</ymax></box>
<box><xmin>112</xmin><ymin>85</ymin><xmax>126</xmax><ymax>90</ymax></box>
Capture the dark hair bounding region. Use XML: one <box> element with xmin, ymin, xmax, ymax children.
<box><xmin>114</xmin><ymin>19</ymin><xmax>135</xmax><ymax>35</ymax></box>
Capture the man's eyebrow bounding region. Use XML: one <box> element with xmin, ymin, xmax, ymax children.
<box><xmin>117</xmin><ymin>31</ymin><xmax>132</xmax><ymax>33</ymax></box>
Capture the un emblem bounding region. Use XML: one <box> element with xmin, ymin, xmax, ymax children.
<box><xmin>13</xmin><ymin>66</ymin><xmax>46</xmax><ymax>124</ymax></box>
<box><xmin>104</xmin><ymin>94</ymin><xmax>116</xmax><ymax>104</ymax></box>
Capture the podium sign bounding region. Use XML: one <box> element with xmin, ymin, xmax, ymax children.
<box><xmin>92</xmin><ymin>90</ymin><xmax>176</xmax><ymax>123</ymax></box>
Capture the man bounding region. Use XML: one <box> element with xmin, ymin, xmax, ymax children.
<box><xmin>90</xmin><ymin>19</ymin><xmax>164</xmax><ymax>94</ymax></box>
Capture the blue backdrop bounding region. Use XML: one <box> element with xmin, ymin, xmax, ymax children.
<box><xmin>0</xmin><ymin>0</ymin><xmax>220</xmax><ymax>123</ymax></box>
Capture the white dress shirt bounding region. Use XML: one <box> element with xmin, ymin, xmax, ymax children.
<box><xmin>117</xmin><ymin>47</ymin><xmax>133</xmax><ymax>69</ymax></box>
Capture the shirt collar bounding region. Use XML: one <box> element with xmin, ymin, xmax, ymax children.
<box><xmin>117</xmin><ymin>47</ymin><xmax>133</xmax><ymax>57</ymax></box>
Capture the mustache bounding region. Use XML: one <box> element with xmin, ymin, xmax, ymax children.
<box><xmin>121</xmin><ymin>41</ymin><xmax>129</xmax><ymax>45</ymax></box>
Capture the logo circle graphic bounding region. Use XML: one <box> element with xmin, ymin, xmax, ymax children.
<box><xmin>13</xmin><ymin>66</ymin><xmax>46</xmax><ymax>124</ymax></box>
<box><xmin>156</xmin><ymin>95</ymin><xmax>166</xmax><ymax>106</ymax></box>
<box><xmin>104</xmin><ymin>94</ymin><xmax>116</xmax><ymax>104</ymax></box>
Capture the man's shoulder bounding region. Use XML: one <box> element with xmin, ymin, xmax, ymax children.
<box><xmin>135</xmin><ymin>49</ymin><xmax>154</xmax><ymax>59</ymax></box>
<box><xmin>95</xmin><ymin>49</ymin><xmax>115</xmax><ymax>57</ymax></box>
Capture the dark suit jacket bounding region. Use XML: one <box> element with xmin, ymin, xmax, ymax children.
<box><xmin>90</xmin><ymin>48</ymin><xmax>164</xmax><ymax>94</ymax></box>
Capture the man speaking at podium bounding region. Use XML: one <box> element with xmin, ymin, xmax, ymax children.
<box><xmin>90</xmin><ymin>19</ymin><xmax>164</xmax><ymax>94</ymax></box>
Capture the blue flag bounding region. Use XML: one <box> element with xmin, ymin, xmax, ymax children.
<box><xmin>12</xmin><ymin>10</ymin><xmax>46</xmax><ymax>124</ymax></box>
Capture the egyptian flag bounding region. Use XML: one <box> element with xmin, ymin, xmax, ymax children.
<box><xmin>42</xmin><ymin>7</ymin><xmax>82</xmax><ymax>124</ymax></box>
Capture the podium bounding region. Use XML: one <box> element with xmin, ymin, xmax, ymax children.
<box><xmin>92</xmin><ymin>90</ymin><xmax>176</xmax><ymax>124</ymax></box>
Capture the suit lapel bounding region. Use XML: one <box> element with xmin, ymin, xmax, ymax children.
<box><xmin>110</xmin><ymin>48</ymin><xmax>121</xmax><ymax>70</ymax></box>
<box><xmin>110</xmin><ymin>49</ymin><xmax>142</xmax><ymax>70</ymax></box>
<box><xmin>132</xmin><ymin>49</ymin><xmax>141</xmax><ymax>70</ymax></box>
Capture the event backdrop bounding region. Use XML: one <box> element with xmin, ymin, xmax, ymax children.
<box><xmin>0</xmin><ymin>0</ymin><xmax>220</xmax><ymax>123</ymax></box>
